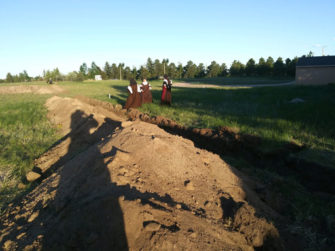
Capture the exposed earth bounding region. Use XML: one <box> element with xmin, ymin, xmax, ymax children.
<box><xmin>0</xmin><ymin>85</ymin><xmax>64</xmax><ymax>94</ymax></box>
<box><xmin>0</xmin><ymin>85</ymin><xmax>285</xmax><ymax>250</ymax></box>
<box><xmin>173</xmin><ymin>81</ymin><xmax>294</xmax><ymax>88</ymax></box>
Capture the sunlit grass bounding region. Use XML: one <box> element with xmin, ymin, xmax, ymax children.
<box><xmin>0</xmin><ymin>94</ymin><xmax>60</xmax><ymax>208</ymax></box>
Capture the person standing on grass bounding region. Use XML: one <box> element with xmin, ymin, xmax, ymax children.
<box><xmin>124</xmin><ymin>78</ymin><xmax>142</xmax><ymax>109</ymax></box>
<box><xmin>140</xmin><ymin>78</ymin><xmax>152</xmax><ymax>104</ymax></box>
<box><xmin>161</xmin><ymin>74</ymin><xmax>172</xmax><ymax>105</ymax></box>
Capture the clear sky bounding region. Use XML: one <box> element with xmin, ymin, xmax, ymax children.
<box><xmin>0</xmin><ymin>0</ymin><xmax>334</xmax><ymax>78</ymax></box>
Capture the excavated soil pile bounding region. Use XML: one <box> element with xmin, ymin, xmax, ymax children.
<box><xmin>0</xmin><ymin>96</ymin><xmax>283</xmax><ymax>250</ymax></box>
<box><xmin>0</xmin><ymin>85</ymin><xmax>64</xmax><ymax>94</ymax></box>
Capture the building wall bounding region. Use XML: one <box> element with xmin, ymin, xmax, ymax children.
<box><xmin>296</xmin><ymin>66</ymin><xmax>335</xmax><ymax>85</ymax></box>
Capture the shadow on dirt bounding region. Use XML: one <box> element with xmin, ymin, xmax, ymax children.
<box><xmin>1</xmin><ymin>109</ymin><xmax>199</xmax><ymax>250</ymax></box>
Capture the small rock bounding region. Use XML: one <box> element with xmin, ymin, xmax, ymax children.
<box><xmin>28</xmin><ymin>211</ymin><xmax>39</xmax><ymax>223</ymax></box>
<box><xmin>115</xmin><ymin>104</ymin><xmax>122</xmax><ymax>110</ymax></box>
<box><xmin>18</xmin><ymin>183</ymin><xmax>26</xmax><ymax>189</ymax></box>
<box><xmin>190</xmin><ymin>232</ymin><xmax>197</xmax><ymax>238</ymax></box>
<box><xmin>176</xmin><ymin>204</ymin><xmax>182</xmax><ymax>209</ymax></box>
<box><xmin>184</xmin><ymin>180</ymin><xmax>195</xmax><ymax>191</ymax></box>
<box><xmin>26</xmin><ymin>171</ymin><xmax>41</xmax><ymax>182</ymax></box>
<box><xmin>144</xmin><ymin>221</ymin><xmax>161</xmax><ymax>232</ymax></box>
<box><xmin>121</xmin><ymin>121</ymin><xmax>133</xmax><ymax>127</ymax></box>
<box><xmin>3</xmin><ymin>240</ymin><xmax>16</xmax><ymax>250</ymax></box>
<box><xmin>16</xmin><ymin>232</ymin><xmax>26</xmax><ymax>240</ymax></box>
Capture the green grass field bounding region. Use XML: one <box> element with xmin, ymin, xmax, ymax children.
<box><xmin>0</xmin><ymin>94</ymin><xmax>60</xmax><ymax>208</ymax></box>
<box><xmin>54</xmin><ymin>79</ymin><xmax>335</xmax><ymax>154</ymax></box>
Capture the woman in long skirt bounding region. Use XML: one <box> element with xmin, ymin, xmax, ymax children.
<box><xmin>161</xmin><ymin>74</ymin><xmax>172</xmax><ymax>105</ymax></box>
<box><xmin>140</xmin><ymin>78</ymin><xmax>152</xmax><ymax>104</ymax></box>
<box><xmin>124</xmin><ymin>78</ymin><xmax>142</xmax><ymax>109</ymax></box>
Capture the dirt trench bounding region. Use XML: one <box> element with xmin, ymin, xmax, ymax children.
<box><xmin>0</xmin><ymin>96</ymin><xmax>284</xmax><ymax>251</ymax></box>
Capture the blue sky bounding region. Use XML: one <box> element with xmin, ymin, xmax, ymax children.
<box><xmin>0</xmin><ymin>0</ymin><xmax>334</xmax><ymax>78</ymax></box>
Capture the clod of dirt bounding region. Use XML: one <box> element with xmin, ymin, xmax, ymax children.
<box><xmin>26</xmin><ymin>171</ymin><xmax>41</xmax><ymax>182</ymax></box>
<box><xmin>143</xmin><ymin>221</ymin><xmax>161</xmax><ymax>231</ymax></box>
<box><xmin>184</xmin><ymin>180</ymin><xmax>195</xmax><ymax>191</ymax></box>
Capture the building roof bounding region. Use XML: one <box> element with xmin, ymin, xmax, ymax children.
<box><xmin>296</xmin><ymin>56</ymin><xmax>335</xmax><ymax>67</ymax></box>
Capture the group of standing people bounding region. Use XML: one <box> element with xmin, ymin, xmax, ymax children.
<box><xmin>124</xmin><ymin>74</ymin><xmax>172</xmax><ymax>109</ymax></box>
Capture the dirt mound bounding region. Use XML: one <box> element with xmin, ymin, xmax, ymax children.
<box><xmin>0</xmin><ymin>85</ymin><xmax>64</xmax><ymax>94</ymax></box>
<box><xmin>0</xmin><ymin>96</ymin><xmax>283</xmax><ymax>250</ymax></box>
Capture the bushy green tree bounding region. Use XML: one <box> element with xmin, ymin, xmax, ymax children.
<box><xmin>206</xmin><ymin>61</ymin><xmax>221</xmax><ymax>78</ymax></box>
<box><xmin>111</xmin><ymin>63</ymin><xmax>118</xmax><ymax>79</ymax></box>
<box><xmin>6</xmin><ymin>73</ymin><xmax>14</xmax><ymax>83</ymax></box>
<box><xmin>273</xmin><ymin>57</ymin><xmax>285</xmax><ymax>76</ymax></box>
<box><xmin>245</xmin><ymin>58</ymin><xmax>256</xmax><ymax>76</ymax></box>
<box><xmin>79</xmin><ymin>63</ymin><xmax>88</xmax><ymax>79</ymax></box>
<box><xmin>146</xmin><ymin>58</ymin><xmax>154</xmax><ymax>79</ymax></box>
<box><xmin>219</xmin><ymin>63</ymin><xmax>228</xmax><ymax>77</ymax></box>
<box><xmin>104</xmin><ymin>62</ymin><xmax>112</xmax><ymax>79</ymax></box>
<box><xmin>138</xmin><ymin>66</ymin><xmax>149</xmax><ymax>80</ymax></box>
<box><xmin>177</xmin><ymin>63</ymin><xmax>183</xmax><ymax>79</ymax></box>
<box><xmin>196</xmin><ymin>63</ymin><xmax>206</xmax><ymax>78</ymax></box>
<box><xmin>154</xmin><ymin>59</ymin><xmax>163</xmax><ymax>79</ymax></box>
<box><xmin>286</xmin><ymin>57</ymin><xmax>298</xmax><ymax>77</ymax></box>
<box><xmin>265</xmin><ymin>56</ymin><xmax>274</xmax><ymax>76</ymax></box>
<box><xmin>167</xmin><ymin>63</ymin><xmax>178</xmax><ymax>78</ymax></box>
<box><xmin>183</xmin><ymin>60</ymin><xmax>197</xmax><ymax>78</ymax></box>
<box><xmin>257</xmin><ymin>57</ymin><xmax>266</xmax><ymax>76</ymax></box>
<box><xmin>229</xmin><ymin>60</ymin><xmax>245</xmax><ymax>76</ymax></box>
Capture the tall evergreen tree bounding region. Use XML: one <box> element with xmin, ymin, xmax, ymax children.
<box><xmin>196</xmin><ymin>63</ymin><xmax>206</xmax><ymax>78</ymax></box>
<box><xmin>167</xmin><ymin>63</ymin><xmax>177</xmax><ymax>78</ymax></box>
<box><xmin>79</xmin><ymin>63</ymin><xmax>88</xmax><ymax>78</ymax></box>
<box><xmin>265</xmin><ymin>56</ymin><xmax>274</xmax><ymax>76</ymax></box>
<box><xmin>219</xmin><ymin>63</ymin><xmax>228</xmax><ymax>76</ymax></box>
<box><xmin>6</xmin><ymin>73</ymin><xmax>14</xmax><ymax>83</ymax></box>
<box><xmin>183</xmin><ymin>61</ymin><xmax>197</xmax><ymax>78</ymax></box>
<box><xmin>257</xmin><ymin>57</ymin><xmax>266</xmax><ymax>76</ymax></box>
<box><xmin>177</xmin><ymin>63</ymin><xmax>183</xmax><ymax>79</ymax></box>
<box><xmin>229</xmin><ymin>60</ymin><xmax>245</xmax><ymax>76</ymax></box>
<box><xmin>104</xmin><ymin>62</ymin><xmax>112</xmax><ymax>79</ymax></box>
<box><xmin>138</xmin><ymin>66</ymin><xmax>149</xmax><ymax>80</ymax></box>
<box><xmin>154</xmin><ymin>59</ymin><xmax>163</xmax><ymax>79</ymax></box>
<box><xmin>111</xmin><ymin>63</ymin><xmax>118</xmax><ymax>79</ymax></box>
<box><xmin>206</xmin><ymin>61</ymin><xmax>221</xmax><ymax>78</ymax></box>
<box><xmin>273</xmin><ymin>57</ymin><xmax>285</xmax><ymax>76</ymax></box>
<box><xmin>245</xmin><ymin>58</ymin><xmax>256</xmax><ymax>76</ymax></box>
<box><xmin>146</xmin><ymin>58</ymin><xmax>154</xmax><ymax>79</ymax></box>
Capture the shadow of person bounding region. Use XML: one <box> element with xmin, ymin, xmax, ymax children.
<box><xmin>1</xmin><ymin>109</ymin><xmax>196</xmax><ymax>250</ymax></box>
<box><xmin>40</xmin><ymin>110</ymin><xmax>128</xmax><ymax>250</ymax></box>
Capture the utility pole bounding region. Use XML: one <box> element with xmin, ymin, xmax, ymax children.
<box><xmin>120</xmin><ymin>66</ymin><xmax>122</xmax><ymax>80</ymax></box>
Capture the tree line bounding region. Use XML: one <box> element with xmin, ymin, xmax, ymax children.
<box><xmin>1</xmin><ymin>56</ymin><xmax>299</xmax><ymax>83</ymax></box>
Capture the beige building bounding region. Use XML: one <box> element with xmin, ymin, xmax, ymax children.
<box><xmin>296</xmin><ymin>56</ymin><xmax>335</xmax><ymax>85</ymax></box>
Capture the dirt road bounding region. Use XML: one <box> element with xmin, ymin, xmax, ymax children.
<box><xmin>173</xmin><ymin>81</ymin><xmax>295</xmax><ymax>89</ymax></box>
